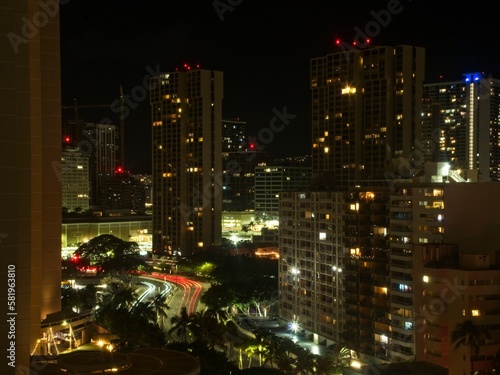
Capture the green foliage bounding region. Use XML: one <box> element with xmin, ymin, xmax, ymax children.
<box><xmin>200</xmin><ymin>283</ymin><xmax>237</xmax><ymax>310</ymax></box>
<box><xmin>73</xmin><ymin>234</ymin><xmax>151</xmax><ymax>276</ymax></box>
<box><xmin>61</xmin><ymin>284</ymin><xmax>96</xmax><ymax>311</ymax></box>
<box><xmin>196</xmin><ymin>255</ymin><xmax>279</xmax><ymax>315</ymax></box>
<box><xmin>96</xmin><ymin>306</ymin><xmax>166</xmax><ymax>351</ymax></box>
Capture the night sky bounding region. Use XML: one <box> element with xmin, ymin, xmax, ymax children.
<box><xmin>60</xmin><ymin>0</ymin><xmax>500</xmax><ymax>174</ymax></box>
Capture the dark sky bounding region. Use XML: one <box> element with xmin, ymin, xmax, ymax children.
<box><xmin>60</xmin><ymin>0</ymin><xmax>500</xmax><ymax>174</ymax></box>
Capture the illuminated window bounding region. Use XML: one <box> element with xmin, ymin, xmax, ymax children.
<box><xmin>423</xmin><ymin>275</ymin><xmax>429</xmax><ymax>283</ymax></box>
<box><xmin>350</xmin><ymin>248</ymin><xmax>360</xmax><ymax>256</ymax></box>
<box><xmin>341</xmin><ymin>86</ymin><xmax>356</xmax><ymax>95</ymax></box>
<box><xmin>319</xmin><ymin>232</ymin><xmax>326</xmax><ymax>240</ymax></box>
<box><xmin>472</xmin><ymin>310</ymin><xmax>480</xmax><ymax>316</ymax></box>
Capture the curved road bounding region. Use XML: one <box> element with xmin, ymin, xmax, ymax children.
<box><xmin>141</xmin><ymin>272</ymin><xmax>207</xmax><ymax>316</ymax></box>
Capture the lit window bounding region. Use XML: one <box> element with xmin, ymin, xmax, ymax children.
<box><xmin>423</xmin><ymin>275</ymin><xmax>429</xmax><ymax>283</ymax></box>
<box><xmin>319</xmin><ymin>232</ymin><xmax>326</xmax><ymax>240</ymax></box>
<box><xmin>472</xmin><ymin>310</ymin><xmax>480</xmax><ymax>316</ymax></box>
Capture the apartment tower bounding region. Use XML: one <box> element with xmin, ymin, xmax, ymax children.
<box><xmin>150</xmin><ymin>68</ymin><xmax>223</xmax><ymax>256</ymax></box>
<box><xmin>310</xmin><ymin>45</ymin><xmax>425</xmax><ymax>188</ymax></box>
<box><xmin>423</xmin><ymin>72</ymin><xmax>500</xmax><ymax>181</ymax></box>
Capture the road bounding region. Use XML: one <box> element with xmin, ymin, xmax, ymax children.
<box><xmin>140</xmin><ymin>272</ymin><xmax>207</xmax><ymax>316</ymax></box>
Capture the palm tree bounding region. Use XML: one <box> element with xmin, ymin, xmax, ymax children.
<box><xmin>273</xmin><ymin>351</ymin><xmax>296</xmax><ymax>375</ymax></box>
<box><xmin>326</xmin><ymin>342</ymin><xmax>351</xmax><ymax>371</ymax></box>
<box><xmin>132</xmin><ymin>301</ymin><xmax>157</xmax><ymax>324</ymax></box>
<box><xmin>149</xmin><ymin>291</ymin><xmax>170</xmax><ymax>331</ymax></box>
<box><xmin>245</xmin><ymin>330</ymin><xmax>271</xmax><ymax>368</ymax></box>
<box><xmin>168</xmin><ymin>306</ymin><xmax>193</xmax><ymax>343</ymax></box>
<box><xmin>294</xmin><ymin>348</ymin><xmax>317</xmax><ymax>374</ymax></box>
<box><xmin>263</xmin><ymin>335</ymin><xmax>282</xmax><ymax>369</ymax></box>
<box><xmin>451</xmin><ymin>319</ymin><xmax>491</xmax><ymax>375</ymax></box>
<box><xmin>234</xmin><ymin>336</ymin><xmax>255</xmax><ymax>370</ymax></box>
<box><xmin>314</xmin><ymin>355</ymin><xmax>335</xmax><ymax>375</ymax></box>
<box><xmin>190</xmin><ymin>308</ymin><xmax>225</xmax><ymax>348</ymax></box>
<box><xmin>221</xmin><ymin>319</ymin><xmax>241</xmax><ymax>359</ymax></box>
<box><xmin>99</xmin><ymin>281</ymin><xmax>137</xmax><ymax>310</ymax></box>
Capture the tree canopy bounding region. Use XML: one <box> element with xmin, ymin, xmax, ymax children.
<box><xmin>72</xmin><ymin>234</ymin><xmax>151</xmax><ymax>277</ymax></box>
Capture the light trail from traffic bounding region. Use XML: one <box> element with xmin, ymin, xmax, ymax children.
<box><xmin>148</xmin><ymin>272</ymin><xmax>204</xmax><ymax>315</ymax></box>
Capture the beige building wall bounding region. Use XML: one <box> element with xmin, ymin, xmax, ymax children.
<box><xmin>444</xmin><ymin>183</ymin><xmax>500</xmax><ymax>261</ymax></box>
<box><xmin>414</xmin><ymin>245</ymin><xmax>500</xmax><ymax>374</ymax></box>
<box><xmin>0</xmin><ymin>0</ymin><xmax>62</xmax><ymax>372</ymax></box>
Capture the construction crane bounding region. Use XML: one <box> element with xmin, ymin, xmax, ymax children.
<box><xmin>62</xmin><ymin>86</ymin><xmax>126</xmax><ymax>168</ymax></box>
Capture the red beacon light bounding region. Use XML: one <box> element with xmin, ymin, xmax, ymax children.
<box><xmin>335</xmin><ymin>39</ymin><xmax>341</xmax><ymax>45</ymax></box>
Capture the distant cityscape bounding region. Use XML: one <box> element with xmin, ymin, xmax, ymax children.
<box><xmin>2</xmin><ymin>3</ymin><xmax>500</xmax><ymax>375</ymax></box>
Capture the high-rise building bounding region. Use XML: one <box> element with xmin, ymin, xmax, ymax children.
<box><xmin>279</xmin><ymin>42</ymin><xmax>500</xmax><ymax>372</ymax></box>
<box><xmin>99</xmin><ymin>170</ymin><xmax>146</xmax><ymax>213</ymax></box>
<box><xmin>279</xmin><ymin>190</ymin><xmax>346</xmax><ymax>344</ymax></box>
<box><xmin>221</xmin><ymin>118</ymin><xmax>269</xmax><ymax>212</ymax></box>
<box><xmin>310</xmin><ymin>45</ymin><xmax>425</xmax><ymax>188</ymax></box>
<box><xmin>223</xmin><ymin>149</ymin><xmax>268</xmax><ymax>212</ymax></box>
<box><xmin>279</xmin><ymin>187</ymin><xmax>391</xmax><ymax>356</ymax></box>
<box><xmin>150</xmin><ymin>68</ymin><xmax>223</xmax><ymax>256</ymax></box>
<box><xmin>0</xmin><ymin>1</ymin><xmax>62</xmax><ymax>372</ymax></box>
<box><xmin>423</xmin><ymin>73</ymin><xmax>500</xmax><ymax>181</ymax></box>
<box><xmin>84</xmin><ymin>123</ymin><xmax>118</xmax><ymax>206</ymax></box>
<box><xmin>254</xmin><ymin>165</ymin><xmax>312</xmax><ymax>219</ymax></box>
<box><xmin>222</xmin><ymin>118</ymin><xmax>247</xmax><ymax>152</ymax></box>
<box><xmin>62</xmin><ymin>121</ymin><xmax>119</xmax><ymax>207</ymax></box>
<box><xmin>279</xmin><ymin>164</ymin><xmax>500</xmax><ymax>369</ymax></box>
<box><xmin>61</xmin><ymin>147</ymin><xmax>90</xmax><ymax>212</ymax></box>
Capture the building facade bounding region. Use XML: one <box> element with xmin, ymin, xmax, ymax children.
<box><xmin>279</xmin><ymin>162</ymin><xmax>500</xmax><ymax>371</ymax></box>
<box><xmin>414</xmin><ymin>244</ymin><xmax>500</xmax><ymax>375</ymax></box>
<box><xmin>62</xmin><ymin>147</ymin><xmax>90</xmax><ymax>212</ymax></box>
<box><xmin>255</xmin><ymin>165</ymin><xmax>312</xmax><ymax>219</ymax></box>
<box><xmin>423</xmin><ymin>73</ymin><xmax>500</xmax><ymax>182</ymax></box>
<box><xmin>310</xmin><ymin>45</ymin><xmax>425</xmax><ymax>188</ymax></box>
<box><xmin>98</xmin><ymin>171</ymin><xmax>146</xmax><ymax>213</ymax></box>
<box><xmin>0</xmin><ymin>1</ymin><xmax>62</xmax><ymax>371</ymax></box>
<box><xmin>61</xmin><ymin>216</ymin><xmax>153</xmax><ymax>256</ymax></box>
<box><xmin>279</xmin><ymin>191</ymin><xmax>345</xmax><ymax>344</ymax></box>
<box><xmin>150</xmin><ymin>69</ymin><xmax>223</xmax><ymax>256</ymax></box>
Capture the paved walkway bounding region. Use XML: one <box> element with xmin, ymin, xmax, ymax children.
<box><xmin>252</xmin><ymin>316</ymin><xmax>329</xmax><ymax>356</ymax></box>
